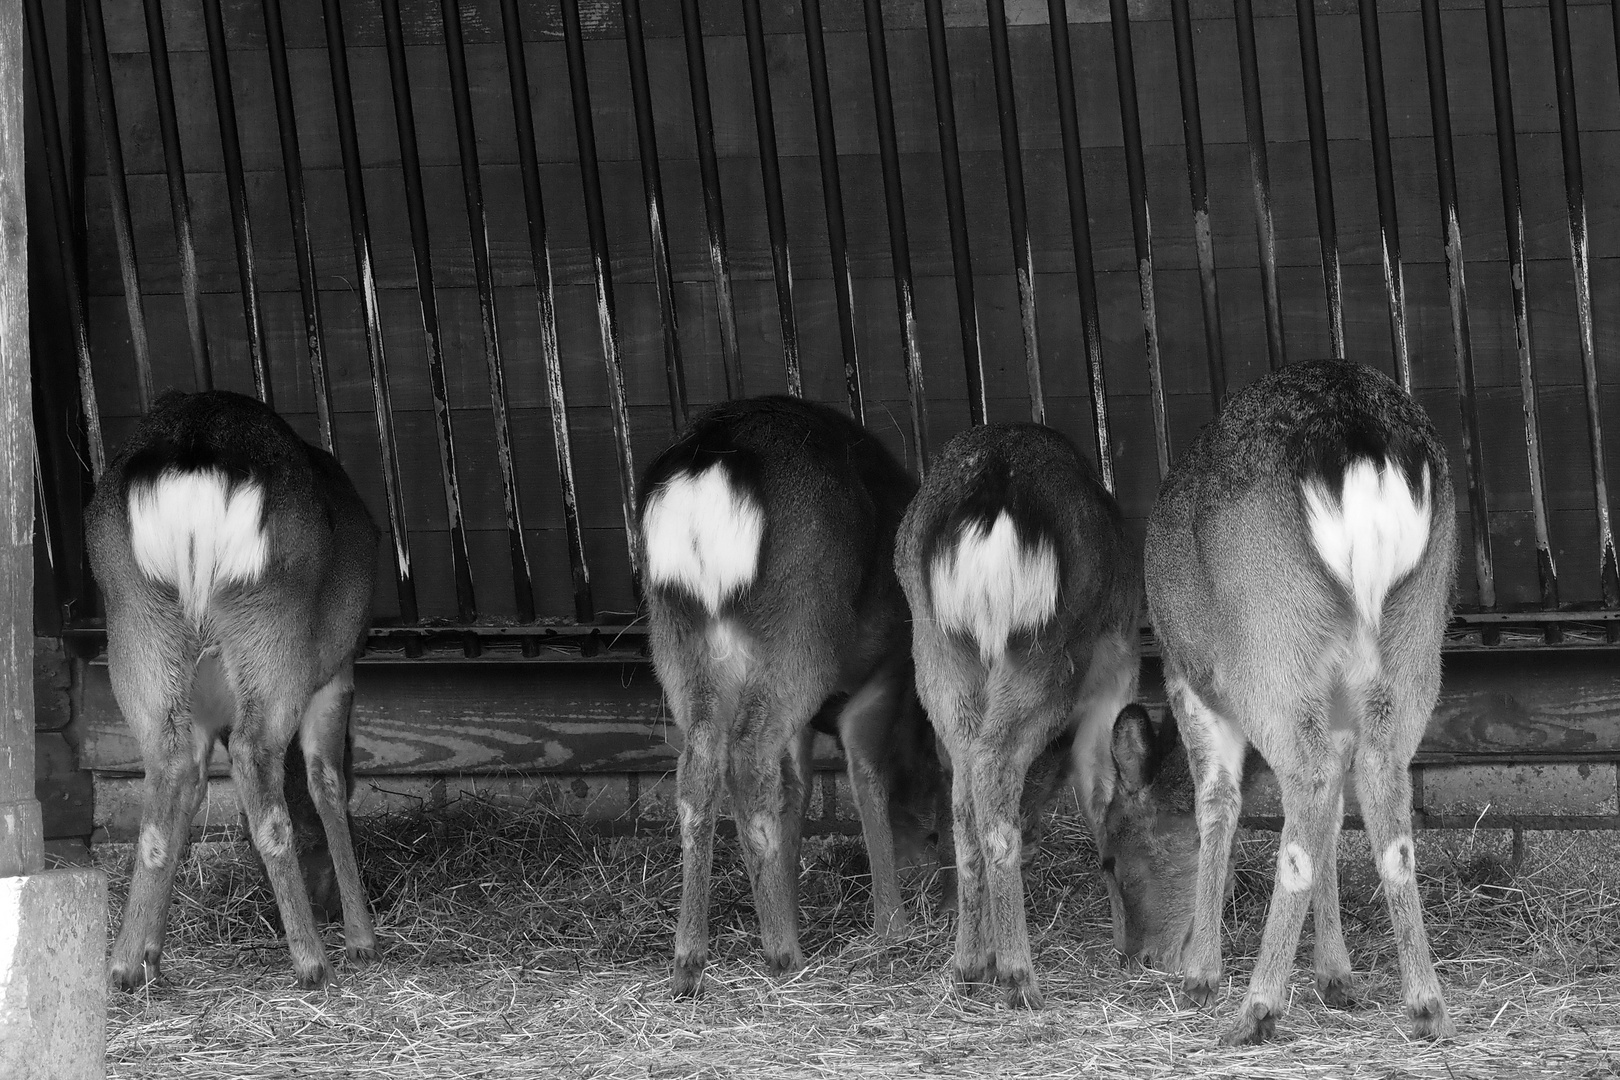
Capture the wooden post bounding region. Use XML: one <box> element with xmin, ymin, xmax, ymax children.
<box><xmin>0</xmin><ymin>1</ymin><xmax>106</xmax><ymax>1074</ymax></box>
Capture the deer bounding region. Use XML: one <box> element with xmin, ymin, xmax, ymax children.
<box><xmin>86</xmin><ymin>389</ymin><xmax>380</xmax><ymax>990</ymax></box>
<box><xmin>1132</xmin><ymin>359</ymin><xmax>1456</xmax><ymax>1044</ymax></box>
<box><xmin>896</xmin><ymin>421</ymin><xmax>1142</xmax><ymax>1009</ymax></box>
<box><xmin>638</xmin><ymin>395</ymin><xmax>936</xmax><ymax>996</ymax></box>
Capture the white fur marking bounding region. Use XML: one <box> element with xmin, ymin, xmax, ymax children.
<box><xmin>985</xmin><ymin>821</ymin><xmax>1021</xmax><ymax>870</ymax></box>
<box><xmin>930</xmin><ymin>513</ymin><xmax>1059</xmax><ymax>663</ymax></box>
<box><xmin>642</xmin><ymin>465</ymin><xmax>764</xmax><ymax>614</ymax></box>
<box><xmin>678</xmin><ymin>800</ymin><xmax>700</xmax><ymax>838</ymax></box>
<box><xmin>1279</xmin><ymin>842</ymin><xmax>1314</xmax><ymax>893</ymax></box>
<box><xmin>128</xmin><ymin>469</ymin><xmax>268</xmax><ymax>625</ymax></box>
<box><xmin>1379</xmin><ymin>837</ymin><xmax>1415</xmax><ymax>885</ymax></box>
<box><xmin>253</xmin><ymin>805</ymin><xmax>293</xmax><ymax>859</ymax></box>
<box><xmin>746</xmin><ymin>813</ymin><xmax>778</xmax><ymax>859</ymax></box>
<box><xmin>1302</xmin><ymin>459</ymin><xmax>1432</xmax><ymax>632</ymax></box>
<box><xmin>139</xmin><ymin>824</ymin><xmax>168</xmax><ymax>870</ymax></box>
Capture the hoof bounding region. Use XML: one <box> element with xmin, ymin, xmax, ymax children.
<box><xmin>1180</xmin><ymin>973</ymin><xmax>1219</xmax><ymax>1010</ymax></box>
<box><xmin>765</xmin><ymin>949</ymin><xmax>804</xmax><ymax>977</ymax></box>
<box><xmin>295</xmin><ymin>959</ymin><xmax>334</xmax><ymax>990</ymax></box>
<box><xmin>109</xmin><ymin>950</ymin><xmax>159</xmax><ymax>992</ymax></box>
<box><xmin>1001</xmin><ymin>972</ymin><xmax>1044</xmax><ymax>1010</ymax></box>
<box><xmin>672</xmin><ymin>954</ymin><xmax>706</xmax><ymax>999</ymax></box>
<box><xmin>347</xmin><ymin>940</ymin><xmax>380</xmax><ymax>965</ymax></box>
<box><xmin>1409</xmin><ymin>997</ymin><xmax>1456</xmax><ymax>1041</ymax></box>
<box><xmin>1316</xmin><ymin>972</ymin><xmax>1357</xmax><ymax>1010</ymax></box>
<box><xmin>874</xmin><ymin>909</ymin><xmax>910</xmax><ymax>942</ymax></box>
<box><xmin>1220</xmin><ymin>1003</ymin><xmax>1279</xmax><ymax>1046</ymax></box>
<box><xmin>953</xmin><ymin>957</ymin><xmax>992</xmax><ymax>989</ymax></box>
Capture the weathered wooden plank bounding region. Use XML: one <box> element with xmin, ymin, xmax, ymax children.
<box><xmin>79</xmin><ymin>649</ymin><xmax>1620</xmax><ymax>781</ymax></box>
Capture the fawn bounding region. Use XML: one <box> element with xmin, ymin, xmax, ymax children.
<box><xmin>86</xmin><ymin>390</ymin><xmax>379</xmax><ymax>989</ymax></box>
<box><xmin>1136</xmin><ymin>359</ymin><xmax>1456</xmax><ymax>1043</ymax></box>
<box><xmin>896</xmin><ymin>422</ymin><xmax>1141</xmax><ymax>1009</ymax></box>
<box><xmin>639</xmin><ymin>396</ymin><xmax>932</xmax><ymax>996</ymax></box>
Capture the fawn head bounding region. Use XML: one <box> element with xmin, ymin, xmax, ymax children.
<box><xmin>1096</xmin><ymin>704</ymin><xmax>1202</xmax><ymax>972</ymax></box>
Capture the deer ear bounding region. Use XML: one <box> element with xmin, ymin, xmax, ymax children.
<box><xmin>1111</xmin><ymin>704</ymin><xmax>1157</xmax><ymax>794</ymax></box>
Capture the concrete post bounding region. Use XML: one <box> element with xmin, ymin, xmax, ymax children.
<box><xmin>0</xmin><ymin>1</ymin><xmax>107</xmax><ymax>1075</ymax></box>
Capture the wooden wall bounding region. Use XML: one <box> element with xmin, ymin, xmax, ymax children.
<box><xmin>60</xmin><ymin>0</ymin><xmax>1620</xmax><ymax>624</ymax></box>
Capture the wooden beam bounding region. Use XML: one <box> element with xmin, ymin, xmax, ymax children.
<box><xmin>0</xmin><ymin>0</ymin><xmax>38</xmax><ymax>880</ymax></box>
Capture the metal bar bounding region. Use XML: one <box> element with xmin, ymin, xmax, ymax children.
<box><xmin>1232</xmin><ymin>0</ymin><xmax>1285</xmax><ymax>369</ymax></box>
<box><xmin>141</xmin><ymin>0</ymin><xmax>210</xmax><ymax>390</ymax></box>
<box><xmin>803</xmin><ymin>0</ymin><xmax>863</xmax><ymax>422</ymax></box>
<box><xmin>1549</xmin><ymin>0</ymin><xmax>1618</xmax><ymax>605</ymax></box>
<box><xmin>320</xmin><ymin>0</ymin><xmax>417</xmax><ymax>624</ymax></box>
<box><xmin>200</xmin><ymin>0</ymin><xmax>269</xmax><ymax>405</ymax></box>
<box><xmin>1420</xmin><ymin>0</ymin><xmax>1494</xmax><ymax>609</ymax></box>
<box><xmin>501</xmin><ymin>0</ymin><xmax>594</xmax><ymax>622</ymax></box>
<box><xmin>1357</xmin><ymin>0</ymin><xmax>1410</xmax><ymax>390</ymax></box>
<box><xmin>986</xmin><ymin>0</ymin><xmax>1043</xmax><ymax>425</ymax></box>
<box><xmin>442</xmin><ymin>0</ymin><xmax>535</xmax><ymax>623</ymax></box>
<box><xmin>24</xmin><ymin>0</ymin><xmax>103</xmax><ymax>477</ymax></box>
<box><xmin>82</xmin><ymin>0</ymin><xmax>151</xmax><ymax>413</ymax></box>
<box><xmin>1295</xmin><ymin>0</ymin><xmax>1345</xmax><ymax>360</ymax></box>
<box><xmin>1483</xmin><ymin>0</ymin><xmax>1557</xmax><ymax>608</ymax></box>
<box><xmin>679</xmin><ymin>0</ymin><xmax>742</xmax><ymax>398</ymax></box>
<box><xmin>561</xmin><ymin>0</ymin><xmax>642</xmax><ymax>584</ymax></box>
<box><xmin>1047</xmin><ymin>0</ymin><xmax>1113</xmax><ymax>489</ymax></box>
<box><xmin>378</xmin><ymin>0</ymin><xmax>477</xmax><ymax>623</ymax></box>
<box><xmin>1109</xmin><ymin>0</ymin><xmax>1169</xmax><ymax>477</ymax></box>
<box><xmin>621</xmin><ymin>0</ymin><xmax>687</xmax><ymax>432</ymax></box>
<box><xmin>1168</xmin><ymin>0</ymin><xmax>1224</xmax><ymax>409</ymax></box>
<box><xmin>262</xmin><ymin>0</ymin><xmax>334</xmax><ymax>450</ymax></box>
<box><xmin>922</xmin><ymin>0</ymin><xmax>985</xmax><ymax>425</ymax></box>
<box><xmin>740</xmin><ymin>0</ymin><xmax>801</xmax><ymax>397</ymax></box>
<box><xmin>861</xmin><ymin>0</ymin><xmax>929</xmax><ymax>465</ymax></box>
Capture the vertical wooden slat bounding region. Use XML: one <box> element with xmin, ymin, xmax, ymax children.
<box><xmin>24</xmin><ymin>0</ymin><xmax>102</xmax><ymax>477</ymax></box>
<box><xmin>1420</xmin><ymin>0</ymin><xmax>1494</xmax><ymax>610</ymax></box>
<box><xmin>923</xmin><ymin>0</ymin><xmax>985</xmax><ymax>425</ymax></box>
<box><xmin>262</xmin><ymin>0</ymin><xmax>334</xmax><ymax>449</ymax></box>
<box><xmin>561</xmin><ymin>0</ymin><xmax>642</xmax><ymax>584</ymax></box>
<box><xmin>378</xmin><ymin>0</ymin><xmax>478</xmax><ymax>624</ymax></box>
<box><xmin>1358</xmin><ymin>0</ymin><xmax>1410</xmax><ymax>391</ymax></box>
<box><xmin>680</xmin><ymin>0</ymin><xmax>742</xmax><ymax>399</ymax></box>
<box><xmin>986</xmin><ymin>0</ymin><xmax>1044</xmax><ymax>425</ymax></box>
<box><xmin>740</xmin><ymin>0</ymin><xmax>801</xmax><ymax>397</ymax></box>
<box><xmin>1484</xmin><ymin>0</ymin><xmax>1557</xmax><ymax>609</ymax></box>
<box><xmin>1169</xmin><ymin>0</ymin><xmax>1224</xmax><ymax>409</ymax></box>
<box><xmin>1109</xmin><ymin>0</ymin><xmax>1169</xmax><ymax>477</ymax></box>
<box><xmin>803</xmin><ymin>0</ymin><xmax>864</xmax><ymax>422</ymax></box>
<box><xmin>442</xmin><ymin>0</ymin><xmax>535</xmax><ymax>622</ymax></box>
<box><xmin>141</xmin><ymin>0</ymin><xmax>210</xmax><ymax>390</ymax></box>
<box><xmin>862</xmin><ymin>0</ymin><xmax>929</xmax><ymax>466</ymax></box>
<box><xmin>82</xmin><ymin>0</ymin><xmax>151</xmax><ymax>413</ymax></box>
<box><xmin>1233</xmin><ymin>0</ymin><xmax>1285</xmax><ymax>369</ymax></box>
<box><xmin>621</xmin><ymin>0</ymin><xmax>687</xmax><ymax>431</ymax></box>
<box><xmin>1048</xmin><ymin>0</ymin><xmax>1113</xmax><ymax>488</ymax></box>
<box><xmin>320</xmin><ymin>0</ymin><xmax>417</xmax><ymax>625</ymax></box>
<box><xmin>1295</xmin><ymin>0</ymin><xmax>1345</xmax><ymax>360</ymax></box>
<box><xmin>1548</xmin><ymin>0</ymin><xmax>1618</xmax><ymax>605</ymax></box>
<box><xmin>200</xmin><ymin>0</ymin><xmax>269</xmax><ymax>404</ymax></box>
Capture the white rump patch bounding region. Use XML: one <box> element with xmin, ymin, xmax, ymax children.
<box><xmin>128</xmin><ymin>469</ymin><xmax>268</xmax><ymax>626</ymax></box>
<box><xmin>1379</xmin><ymin>836</ymin><xmax>1415</xmax><ymax>885</ymax></box>
<box><xmin>1279</xmin><ymin>842</ymin><xmax>1314</xmax><ymax>893</ymax></box>
<box><xmin>643</xmin><ymin>465</ymin><xmax>764</xmax><ymax>615</ymax></box>
<box><xmin>139</xmin><ymin>824</ymin><xmax>168</xmax><ymax>870</ymax></box>
<box><xmin>929</xmin><ymin>513</ymin><xmax>1059</xmax><ymax>663</ymax></box>
<box><xmin>1302</xmin><ymin>459</ymin><xmax>1432</xmax><ymax>632</ymax></box>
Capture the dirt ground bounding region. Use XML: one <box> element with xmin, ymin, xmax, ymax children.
<box><xmin>86</xmin><ymin>799</ymin><xmax>1620</xmax><ymax>1079</ymax></box>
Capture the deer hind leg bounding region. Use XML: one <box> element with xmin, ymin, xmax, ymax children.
<box><xmin>299</xmin><ymin>664</ymin><xmax>376</xmax><ymax>963</ymax></box>
<box><xmin>1354</xmin><ymin>681</ymin><xmax>1453</xmax><ymax>1040</ymax></box>
<box><xmin>1311</xmin><ymin>788</ymin><xmax>1355</xmax><ymax>1008</ymax></box>
<box><xmin>728</xmin><ymin>682</ymin><xmax>816</xmax><ymax>977</ymax></box>
<box><xmin>229</xmin><ymin>684</ymin><xmax>333</xmax><ymax>989</ymax></box>
<box><xmin>108</xmin><ymin>624</ymin><xmax>207</xmax><ymax>991</ymax></box>
<box><xmin>1168</xmin><ymin>674</ymin><xmax>1247</xmax><ymax>1009</ymax></box>
<box><xmin>838</xmin><ymin>667</ymin><xmax>909</xmax><ymax>938</ymax></box>
<box><xmin>1224</xmin><ymin>729</ymin><xmax>1343</xmax><ymax>1046</ymax></box>
<box><xmin>968</xmin><ymin>725</ymin><xmax>1052</xmax><ymax>1010</ymax></box>
<box><xmin>671</xmin><ymin>681</ymin><xmax>731</xmax><ymax>999</ymax></box>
